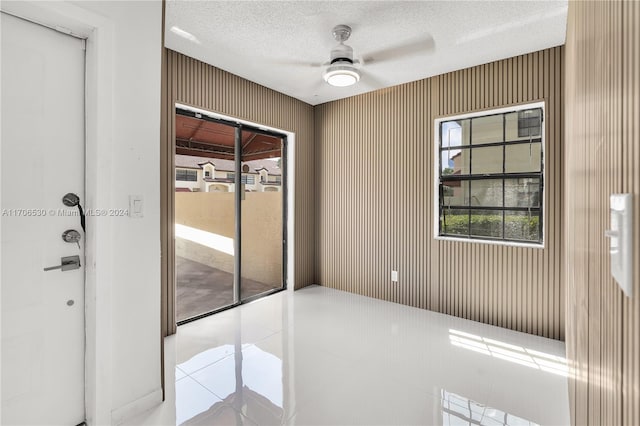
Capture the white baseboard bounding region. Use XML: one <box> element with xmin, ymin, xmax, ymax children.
<box><xmin>111</xmin><ymin>387</ymin><xmax>163</xmax><ymax>425</ymax></box>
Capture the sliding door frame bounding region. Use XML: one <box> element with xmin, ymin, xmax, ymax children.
<box><xmin>175</xmin><ymin>107</ymin><xmax>288</xmax><ymax>325</ymax></box>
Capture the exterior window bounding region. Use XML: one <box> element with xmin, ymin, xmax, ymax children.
<box><xmin>518</xmin><ymin>109</ymin><xmax>542</xmax><ymax>138</ymax></box>
<box><xmin>176</xmin><ymin>169</ymin><xmax>197</xmax><ymax>182</ymax></box>
<box><xmin>226</xmin><ymin>173</ymin><xmax>255</xmax><ymax>184</ymax></box>
<box><xmin>204</xmin><ymin>170</ymin><xmax>211</xmax><ymax>178</ymax></box>
<box><xmin>436</xmin><ymin>104</ymin><xmax>544</xmax><ymax>245</ymax></box>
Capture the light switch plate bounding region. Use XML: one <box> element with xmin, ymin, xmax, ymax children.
<box><xmin>129</xmin><ymin>195</ymin><xmax>143</xmax><ymax>218</ymax></box>
<box><xmin>391</xmin><ymin>270</ymin><xmax>398</xmax><ymax>282</ymax></box>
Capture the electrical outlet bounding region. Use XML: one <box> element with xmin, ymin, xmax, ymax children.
<box><xmin>391</xmin><ymin>270</ymin><xmax>398</xmax><ymax>282</ymax></box>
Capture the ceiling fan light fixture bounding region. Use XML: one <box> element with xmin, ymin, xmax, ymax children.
<box><xmin>323</xmin><ymin>63</ymin><xmax>360</xmax><ymax>87</ymax></box>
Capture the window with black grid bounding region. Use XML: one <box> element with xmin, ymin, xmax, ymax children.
<box><xmin>437</xmin><ymin>105</ymin><xmax>544</xmax><ymax>245</ymax></box>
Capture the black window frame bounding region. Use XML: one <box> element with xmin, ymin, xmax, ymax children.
<box><xmin>437</xmin><ymin>106</ymin><xmax>544</xmax><ymax>245</ymax></box>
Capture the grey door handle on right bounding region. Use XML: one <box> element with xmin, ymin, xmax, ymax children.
<box><xmin>44</xmin><ymin>255</ymin><xmax>81</xmax><ymax>272</ymax></box>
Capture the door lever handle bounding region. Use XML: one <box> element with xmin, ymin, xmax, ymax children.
<box><xmin>44</xmin><ymin>255</ymin><xmax>81</xmax><ymax>272</ymax></box>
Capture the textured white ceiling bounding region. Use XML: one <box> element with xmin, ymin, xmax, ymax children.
<box><xmin>165</xmin><ymin>1</ymin><xmax>567</xmax><ymax>106</ymax></box>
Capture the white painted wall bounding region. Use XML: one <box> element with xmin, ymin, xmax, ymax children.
<box><xmin>72</xmin><ymin>0</ymin><xmax>163</xmax><ymax>421</ymax></box>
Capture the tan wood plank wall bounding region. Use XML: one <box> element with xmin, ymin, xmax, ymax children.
<box><xmin>315</xmin><ymin>46</ymin><xmax>565</xmax><ymax>340</ymax></box>
<box><xmin>160</xmin><ymin>50</ymin><xmax>315</xmax><ymax>337</ymax></box>
<box><xmin>565</xmin><ymin>1</ymin><xmax>640</xmax><ymax>425</ymax></box>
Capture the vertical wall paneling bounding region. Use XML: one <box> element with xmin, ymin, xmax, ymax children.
<box><xmin>565</xmin><ymin>1</ymin><xmax>640</xmax><ymax>425</ymax></box>
<box><xmin>315</xmin><ymin>47</ymin><xmax>564</xmax><ymax>340</ymax></box>
<box><xmin>161</xmin><ymin>50</ymin><xmax>315</xmax><ymax>336</ymax></box>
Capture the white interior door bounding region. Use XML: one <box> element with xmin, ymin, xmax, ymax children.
<box><xmin>1</xmin><ymin>12</ymin><xmax>86</xmax><ymax>425</ymax></box>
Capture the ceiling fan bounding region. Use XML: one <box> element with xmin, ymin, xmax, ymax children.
<box><xmin>270</xmin><ymin>24</ymin><xmax>435</xmax><ymax>89</ymax></box>
<box><xmin>320</xmin><ymin>24</ymin><xmax>435</xmax><ymax>88</ymax></box>
<box><xmin>323</xmin><ymin>24</ymin><xmax>361</xmax><ymax>87</ymax></box>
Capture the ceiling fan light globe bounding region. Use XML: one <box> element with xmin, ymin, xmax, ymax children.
<box><xmin>326</xmin><ymin>72</ymin><xmax>358</xmax><ymax>87</ymax></box>
<box><xmin>323</xmin><ymin>65</ymin><xmax>360</xmax><ymax>87</ymax></box>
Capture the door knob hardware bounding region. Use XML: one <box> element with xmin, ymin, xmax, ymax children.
<box><xmin>62</xmin><ymin>193</ymin><xmax>85</xmax><ymax>232</ymax></box>
<box><xmin>62</xmin><ymin>193</ymin><xmax>80</xmax><ymax>207</ymax></box>
<box><xmin>43</xmin><ymin>255</ymin><xmax>81</xmax><ymax>272</ymax></box>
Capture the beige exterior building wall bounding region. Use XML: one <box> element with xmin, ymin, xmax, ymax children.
<box><xmin>175</xmin><ymin>165</ymin><xmax>281</xmax><ymax>193</ymax></box>
<box><xmin>175</xmin><ymin>192</ymin><xmax>283</xmax><ymax>288</ymax></box>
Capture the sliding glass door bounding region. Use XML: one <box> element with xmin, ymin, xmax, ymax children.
<box><xmin>174</xmin><ymin>107</ymin><xmax>286</xmax><ymax>323</ymax></box>
<box><xmin>240</xmin><ymin>129</ymin><xmax>285</xmax><ymax>301</ymax></box>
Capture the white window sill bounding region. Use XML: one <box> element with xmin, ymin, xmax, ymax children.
<box><xmin>435</xmin><ymin>235</ymin><xmax>545</xmax><ymax>249</ymax></box>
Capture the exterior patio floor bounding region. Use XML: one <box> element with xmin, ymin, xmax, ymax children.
<box><xmin>176</xmin><ymin>256</ymin><xmax>280</xmax><ymax>322</ymax></box>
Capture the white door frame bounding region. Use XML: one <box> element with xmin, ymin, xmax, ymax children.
<box><xmin>0</xmin><ymin>2</ymin><xmax>114</xmax><ymax>424</ymax></box>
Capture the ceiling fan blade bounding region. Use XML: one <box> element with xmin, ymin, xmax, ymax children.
<box><xmin>359</xmin><ymin>70</ymin><xmax>387</xmax><ymax>89</ymax></box>
<box><xmin>268</xmin><ymin>59</ymin><xmax>324</xmax><ymax>68</ymax></box>
<box><xmin>361</xmin><ymin>35</ymin><xmax>435</xmax><ymax>65</ymax></box>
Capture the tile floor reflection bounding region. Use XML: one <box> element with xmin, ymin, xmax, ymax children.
<box><xmin>124</xmin><ymin>285</ymin><xmax>570</xmax><ymax>426</ymax></box>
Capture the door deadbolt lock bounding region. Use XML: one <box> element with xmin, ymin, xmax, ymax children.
<box><xmin>44</xmin><ymin>255</ymin><xmax>81</xmax><ymax>272</ymax></box>
<box><xmin>62</xmin><ymin>229</ymin><xmax>81</xmax><ymax>248</ymax></box>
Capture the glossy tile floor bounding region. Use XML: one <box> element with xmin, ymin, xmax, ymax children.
<box><xmin>125</xmin><ymin>286</ymin><xmax>570</xmax><ymax>426</ymax></box>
